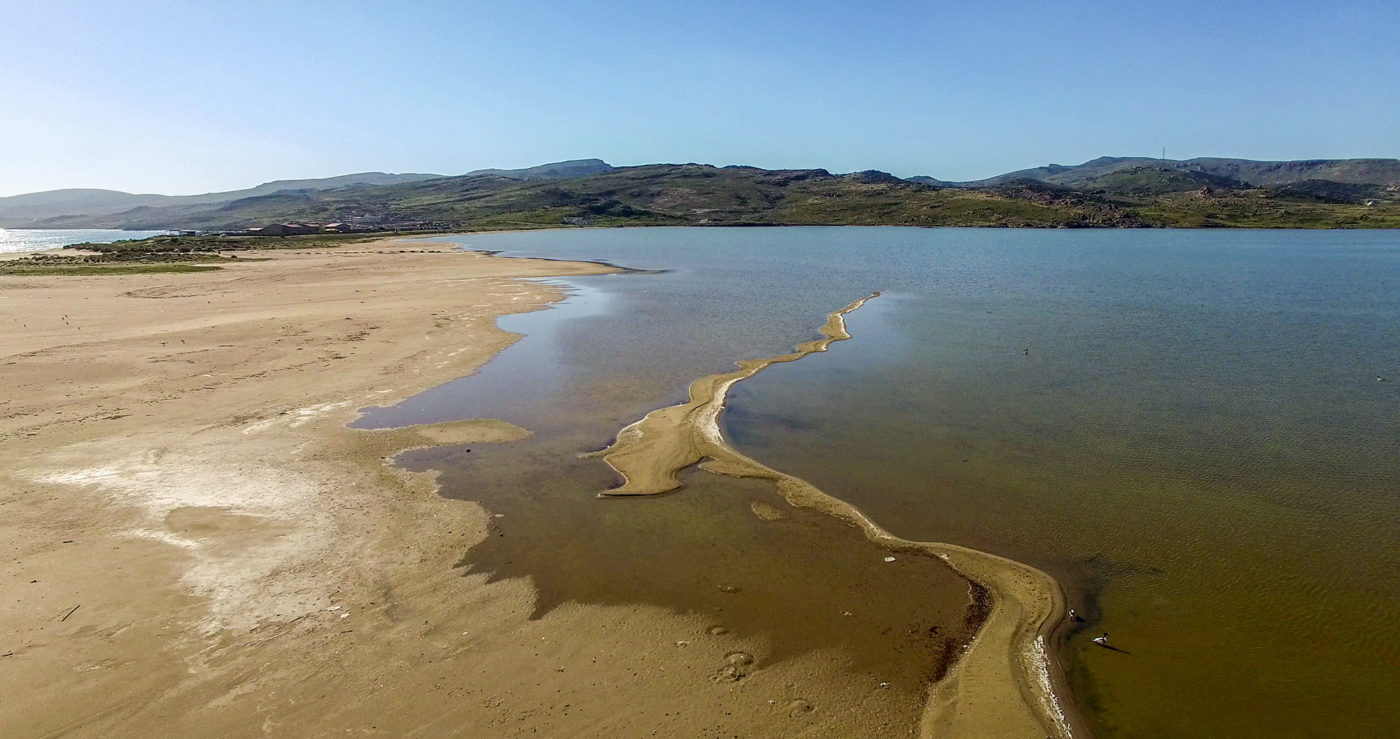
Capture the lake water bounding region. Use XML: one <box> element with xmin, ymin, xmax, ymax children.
<box><xmin>0</xmin><ymin>228</ymin><xmax>165</xmax><ymax>254</ymax></box>
<box><xmin>361</xmin><ymin>227</ymin><xmax>1400</xmax><ymax>736</ymax></box>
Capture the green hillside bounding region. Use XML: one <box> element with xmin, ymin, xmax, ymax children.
<box><xmin>14</xmin><ymin>157</ymin><xmax>1400</xmax><ymax>232</ymax></box>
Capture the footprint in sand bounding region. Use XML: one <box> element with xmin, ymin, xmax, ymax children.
<box><xmin>785</xmin><ymin>699</ymin><xmax>814</xmax><ymax>717</ymax></box>
<box><xmin>750</xmin><ymin>501</ymin><xmax>786</xmax><ymax>521</ymax></box>
<box><xmin>715</xmin><ymin>651</ymin><xmax>755</xmax><ymax>682</ymax></box>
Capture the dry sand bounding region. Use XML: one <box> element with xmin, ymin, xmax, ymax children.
<box><xmin>0</xmin><ymin>239</ymin><xmax>1074</xmax><ymax>737</ymax></box>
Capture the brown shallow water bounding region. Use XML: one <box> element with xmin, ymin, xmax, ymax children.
<box><xmin>392</xmin><ymin>442</ymin><xmax>981</xmax><ymax>730</ymax></box>
<box><xmin>363</xmin><ymin>287</ymin><xmax>1059</xmax><ymax>734</ymax></box>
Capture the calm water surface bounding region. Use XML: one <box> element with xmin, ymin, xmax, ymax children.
<box><xmin>363</xmin><ymin>227</ymin><xmax>1400</xmax><ymax>737</ymax></box>
<box><xmin>0</xmin><ymin>228</ymin><xmax>164</xmax><ymax>254</ymax></box>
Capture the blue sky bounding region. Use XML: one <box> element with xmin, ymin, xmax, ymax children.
<box><xmin>2</xmin><ymin>0</ymin><xmax>1397</xmax><ymax>195</ymax></box>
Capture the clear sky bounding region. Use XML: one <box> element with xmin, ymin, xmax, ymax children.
<box><xmin>2</xmin><ymin>0</ymin><xmax>1397</xmax><ymax>196</ymax></box>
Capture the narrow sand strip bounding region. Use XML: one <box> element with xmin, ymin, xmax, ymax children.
<box><xmin>598</xmin><ymin>294</ymin><xmax>1073</xmax><ymax>738</ymax></box>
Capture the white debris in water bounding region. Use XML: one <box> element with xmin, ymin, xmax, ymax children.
<box><xmin>883</xmin><ymin>556</ymin><xmax>896</xmax><ymax>562</ymax></box>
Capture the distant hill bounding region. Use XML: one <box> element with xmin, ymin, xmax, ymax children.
<box><xmin>0</xmin><ymin>188</ymin><xmax>175</xmax><ymax>224</ymax></box>
<box><xmin>951</xmin><ymin>156</ymin><xmax>1400</xmax><ymax>188</ymax></box>
<box><xmin>43</xmin><ymin>163</ymin><xmax>1174</xmax><ymax>231</ymax></box>
<box><xmin>464</xmin><ymin>158</ymin><xmax>615</xmax><ymax>180</ymax></box>
<box><xmin>0</xmin><ymin>161</ymin><xmax>625</xmax><ymax>228</ymax></box>
<box><xmin>1177</xmin><ymin>157</ymin><xmax>1400</xmax><ymax>187</ymax></box>
<box><xmin>0</xmin><ymin>172</ymin><xmax>444</xmax><ymax>228</ymax></box>
<box><xmin>1075</xmin><ymin>167</ymin><xmax>1246</xmax><ymax>195</ymax></box>
<box><xmin>231</xmin><ymin>172</ymin><xmax>443</xmax><ymax>199</ymax></box>
<box><xmin>956</xmin><ymin>156</ymin><xmax>1165</xmax><ymax>187</ymax></box>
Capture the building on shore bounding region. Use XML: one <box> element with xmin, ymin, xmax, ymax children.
<box><xmin>256</xmin><ymin>223</ymin><xmax>322</xmax><ymax>236</ymax></box>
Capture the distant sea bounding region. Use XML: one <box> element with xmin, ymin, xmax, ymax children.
<box><xmin>0</xmin><ymin>228</ymin><xmax>164</xmax><ymax>255</ymax></box>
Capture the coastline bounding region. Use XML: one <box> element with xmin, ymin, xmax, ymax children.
<box><xmin>0</xmin><ymin>236</ymin><xmax>1078</xmax><ymax>736</ymax></box>
<box><xmin>598</xmin><ymin>294</ymin><xmax>1078</xmax><ymax>737</ymax></box>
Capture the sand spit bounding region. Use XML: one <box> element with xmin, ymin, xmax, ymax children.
<box><xmin>598</xmin><ymin>294</ymin><xmax>1073</xmax><ymax>738</ymax></box>
<box><xmin>598</xmin><ymin>292</ymin><xmax>877</xmax><ymax>496</ymax></box>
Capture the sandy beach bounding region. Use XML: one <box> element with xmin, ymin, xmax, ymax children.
<box><xmin>1</xmin><ymin>238</ymin><xmax>1072</xmax><ymax>737</ymax></box>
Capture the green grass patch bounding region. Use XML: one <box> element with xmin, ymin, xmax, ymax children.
<box><xmin>1</xmin><ymin>251</ymin><xmax>238</xmax><ymax>275</ymax></box>
<box><xmin>0</xmin><ymin>262</ymin><xmax>224</xmax><ymax>276</ymax></box>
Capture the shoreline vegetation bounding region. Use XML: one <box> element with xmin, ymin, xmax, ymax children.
<box><xmin>597</xmin><ymin>294</ymin><xmax>1074</xmax><ymax>737</ymax></box>
<box><xmin>0</xmin><ymin>233</ymin><xmax>389</xmax><ymax>275</ymax></box>
<box><xmin>0</xmin><ymin>235</ymin><xmax>1075</xmax><ymax>736</ymax></box>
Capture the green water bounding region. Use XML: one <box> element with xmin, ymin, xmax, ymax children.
<box><xmin>361</xmin><ymin>227</ymin><xmax>1400</xmax><ymax>736</ymax></box>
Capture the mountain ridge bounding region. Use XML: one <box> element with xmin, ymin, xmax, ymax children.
<box><xmin>929</xmin><ymin>156</ymin><xmax>1400</xmax><ymax>188</ymax></box>
<box><xmin>0</xmin><ymin>172</ymin><xmax>445</xmax><ymax>227</ymax></box>
<box><xmin>5</xmin><ymin>156</ymin><xmax>1398</xmax><ymax>230</ymax></box>
<box><xmin>0</xmin><ymin>161</ymin><xmax>615</xmax><ymax>227</ymax></box>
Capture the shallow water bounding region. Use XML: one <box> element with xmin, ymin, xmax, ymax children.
<box><xmin>363</xmin><ymin>227</ymin><xmax>1400</xmax><ymax>736</ymax></box>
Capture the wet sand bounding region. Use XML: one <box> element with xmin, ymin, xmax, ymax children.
<box><xmin>0</xmin><ymin>238</ymin><xmax>1070</xmax><ymax>736</ymax></box>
